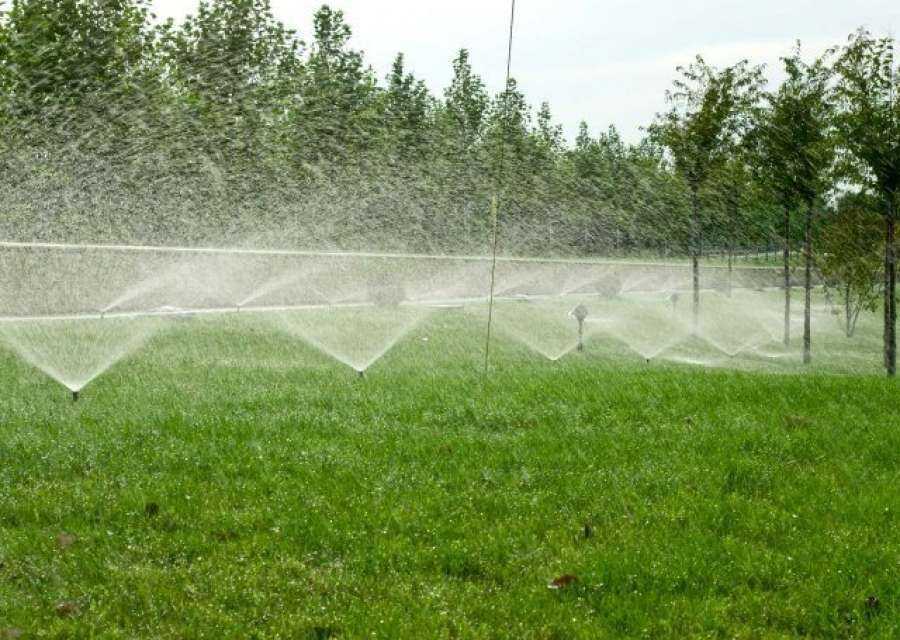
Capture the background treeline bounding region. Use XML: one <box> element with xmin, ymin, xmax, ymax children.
<box><xmin>0</xmin><ymin>0</ymin><xmax>897</xmax><ymax>372</ymax></box>
<box><xmin>0</xmin><ymin>0</ymin><xmax>773</xmax><ymax>255</ymax></box>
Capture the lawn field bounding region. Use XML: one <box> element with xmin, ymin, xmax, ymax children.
<box><xmin>1</xmin><ymin>309</ymin><xmax>898</xmax><ymax>638</ymax></box>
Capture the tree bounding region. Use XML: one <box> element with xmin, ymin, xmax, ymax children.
<box><xmin>381</xmin><ymin>53</ymin><xmax>431</xmax><ymax>161</ymax></box>
<box><xmin>441</xmin><ymin>49</ymin><xmax>488</xmax><ymax>150</ymax></box>
<box><xmin>754</xmin><ymin>49</ymin><xmax>835</xmax><ymax>363</ymax></box>
<box><xmin>833</xmin><ymin>30</ymin><xmax>900</xmax><ymax>376</ymax></box>
<box><xmin>818</xmin><ymin>199</ymin><xmax>883</xmax><ymax>337</ymax></box>
<box><xmin>0</xmin><ymin>0</ymin><xmax>154</xmax><ymax>125</ymax></box>
<box><xmin>707</xmin><ymin>153</ymin><xmax>753</xmax><ymax>296</ymax></box>
<box><xmin>650</xmin><ymin>56</ymin><xmax>763</xmax><ymax>330</ymax></box>
<box><xmin>294</xmin><ymin>5</ymin><xmax>378</xmax><ymax>166</ymax></box>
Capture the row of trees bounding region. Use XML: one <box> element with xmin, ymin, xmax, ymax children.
<box><xmin>0</xmin><ymin>1</ymin><xmax>896</xmax><ymax>374</ymax></box>
<box><xmin>649</xmin><ymin>35</ymin><xmax>898</xmax><ymax>375</ymax></box>
<box><xmin>0</xmin><ymin>0</ymin><xmax>753</xmax><ymax>253</ymax></box>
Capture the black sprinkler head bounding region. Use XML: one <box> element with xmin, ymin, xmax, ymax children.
<box><xmin>571</xmin><ymin>304</ymin><xmax>589</xmax><ymax>323</ymax></box>
<box><xmin>357</xmin><ymin>369</ymin><xmax>366</xmax><ymax>379</ymax></box>
<box><xmin>72</xmin><ymin>390</ymin><xmax>80</xmax><ymax>402</ymax></box>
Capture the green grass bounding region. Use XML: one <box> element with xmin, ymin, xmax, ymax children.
<box><xmin>1</xmin><ymin>311</ymin><xmax>898</xmax><ymax>638</ymax></box>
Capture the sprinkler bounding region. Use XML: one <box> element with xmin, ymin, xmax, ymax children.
<box><xmin>72</xmin><ymin>390</ymin><xmax>79</xmax><ymax>402</ymax></box>
<box><xmin>357</xmin><ymin>369</ymin><xmax>366</xmax><ymax>379</ymax></box>
<box><xmin>669</xmin><ymin>291</ymin><xmax>680</xmax><ymax>313</ymax></box>
<box><xmin>570</xmin><ymin>304</ymin><xmax>589</xmax><ymax>352</ymax></box>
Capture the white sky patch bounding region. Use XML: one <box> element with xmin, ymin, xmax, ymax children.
<box><xmin>151</xmin><ymin>0</ymin><xmax>900</xmax><ymax>143</ymax></box>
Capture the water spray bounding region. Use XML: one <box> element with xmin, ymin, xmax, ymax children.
<box><xmin>570</xmin><ymin>304</ymin><xmax>589</xmax><ymax>352</ymax></box>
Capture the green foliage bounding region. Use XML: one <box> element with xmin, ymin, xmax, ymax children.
<box><xmin>751</xmin><ymin>47</ymin><xmax>836</xmax><ymax>210</ymax></box>
<box><xmin>819</xmin><ymin>196</ymin><xmax>884</xmax><ymax>336</ymax></box>
<box><xmin>650</xmin><ymin>56</ymin><xmax>763</xmax><ymax>191</ymax></box>
<box><xmin>0</xmin><ymin>1</ymin><xmax>894</xmax><ymax>275</ymax></box>
<box><xmin>832</xmin><ymin>30</ymin><xmax>900</xmax><ymax>202</ymax></box>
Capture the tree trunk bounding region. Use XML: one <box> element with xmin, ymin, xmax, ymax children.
<box><xmin>727</xmin><ymin>195</ymin><xmax>738</xmax><ymax>298</ymax></box>
<box><xmin>886</xmin><ymin>196</ymin><xmax>897</xmax><ymax>377</ymax></box>
<box><xmin>783</xmin><ymin>206</ymin><xmax>791</xmax><ymax>347</ymax></box>
<box><xmin>727</xmin><ymin>247</ymin><xmax>733</xmax><ymax>298</ymax></box>
<box><xmin>691</xmin><ymin>186</ymin><xmax>700</xmax><ymax>334</ymax></box>
<box><xmin>803</xmin><ymin>204</ymin><xmax>812</xmax><ymax>365</ymax></box>
<box><xmin>845</xmin><ymin>283</ymin><xmax>852</xmax><ymax>339</ymax></box>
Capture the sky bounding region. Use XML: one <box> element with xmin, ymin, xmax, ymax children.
<box><xmin>151</xmin><ymin>0</ymin><xmax>900</xmax><ymax>143</ymax></box>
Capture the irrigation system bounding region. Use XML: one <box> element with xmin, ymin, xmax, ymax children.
<box><xmin>0</xmin><ymin>240</ymin><xmax>776</xmax><ymax>270</ymax></box>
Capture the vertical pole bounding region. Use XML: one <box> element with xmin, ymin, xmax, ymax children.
<box><xmin>783</xmin><ymin>206</ymin><xmax>791</xmax><ymax>347</ymax></box>
<box><xmin>577</xmin><ymin>320</ymin><xmax>584</xmax><ymax>352</ymax></box>
<box><xmin>484</xmin><ymin>195</ymin><xmax>501</xmax><ymax>373</ymax></box>
<box><xmin>691</xmin><ymin>186</ymin><xmax>700</xmax><ymax>334</ymax></box>
<box><xmin>803</xmin><ymin>204</ymin><xmax>812</xmax><ymax>365</ymax></box>
<box><xmin>483</xmin><ymin>0</ymin><xmax>517</xmax><ymax>376</ymax></box>
<box><xmin>886</xmin><ymin>197</ymin><xmax>896</xmax><ymax>376</ymax></box>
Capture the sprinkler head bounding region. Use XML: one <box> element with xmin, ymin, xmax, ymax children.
<box><xmin>72</xmin><ymin>390</ymin><xmax>79</xmax><ymax>402</ymax></box>
<box><xmin>571</xmin><ymin>304</ymin><xmax>589</xmax><ymax>323</ymax></box>
<box><xmin>357</xmin><ymin>369</ymin><xmax>366</xmax><ymax>379</ymax></box>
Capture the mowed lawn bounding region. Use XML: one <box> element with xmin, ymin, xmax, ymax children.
<box><xmin>0</xmin><ymin>312</ymin><xmax>898</xmax><ymax>638</ymax></box>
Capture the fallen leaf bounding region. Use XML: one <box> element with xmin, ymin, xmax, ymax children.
<box><xmin>548</xmin><ymin>574</ymin><xmax>578</xmax><ymax>590</ymax></box>
<box><xmin>56</xmin><ymin>532</ymin><xmax>77</xmax><ymax>550</ymax></box>
<box><xmin>55</xmin><ymin>601</ymin><xmax>80</xmax><ymax>618</ymax></box>
<box><xmin>784</xmin><ymin>415</ymin><xmax>814</xmax><ymax>430</ymax></box>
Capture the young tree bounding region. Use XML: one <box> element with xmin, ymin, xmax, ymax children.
<box><xmin>755</xmin><ymin>50</ymin><xmax>835</xmax><ymax>363</ymax></box>
<box><xmin>381</xmin><ymin>53</ymin><xmax>431</xmax><ymax>160</ymax></box>
<box><xmin>833</xmin><ymin>30</ymin><xmax>900</xmax><ymax>376</ymax></box>
<box><xmin>818</xmin><ymin>199</ymin><xmax>883</xmax><ymax>337</ymax></box>
<box><xmin>707</xmin><ymin>153</ymin><xmax>753</xmax><ymax>296</ymax></box>
<box><xmin>295</xmin><ymin>5</ymin><xmax>378</xmax><ymax>166</ymax></box>
<box><xmin>441</xmin><ymin>49</ymin><xmax>489</xmax><ymax>151</ymax></box>
<box><xmin>161</xmin><ymin>0</ymin><xmax>302</xmax><ymax>165</ymax></box>
<box><xmin>0</xmin><ymin>0</ymin><xmax>154</xmax><ymax>125</ymax></box>
<box><xmin>650</xmin><ymin>57</ymin><xmax>763</xmax><ymax>330</ymax></box>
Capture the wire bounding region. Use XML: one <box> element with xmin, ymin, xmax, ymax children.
<box><xmin>483</xmin><ymin>0</ymin><xmax>517</xmax><ymax>376</ymax></box>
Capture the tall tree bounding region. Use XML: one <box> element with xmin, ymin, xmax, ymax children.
<box><xmin>381</xmin><ymin>53</ymin><xmax>431</xmax><ymax>161</ymax></box>
<box><xmin>0</xmin><ymin>0</ymin><xmax>154</xmax><ymax>125</ymax></box>
<box><xmin>650</xmin><ymin>56</ymin><xmax>763</xmax><ymax>329</ymax></box>
<box><xmin>755</xmin><ymin>49</ymin><xmax>835</xmax><ymax>363</ymax></box>
<box><xmin>441</xmin><ymin>49</ymin><xmax>488</xmax><ymax>150</ymax></box>
<box><xmin>833</xmin><ymin>30</ymin><xmax>900</xmax><ymax>376</ymax></box>
<box><xmin>161</xmin><ymin>0</ymin><xmax>302</xmax><ymax>166</ymax></box>
<box><xmin>293</xmin><ymin>5</ymin><xmax>378</xmax><ymax>166</ymax></box>
<box><xmin>707</xmin><ymin>153</ymin><xmax>753</xmax><ymax>296</ymax></box>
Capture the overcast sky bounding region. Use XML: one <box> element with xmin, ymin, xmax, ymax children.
<box><xmin>151</xmin><ymin>1</ymin><xmax>900</xmax><ymax>143</ymax></box>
